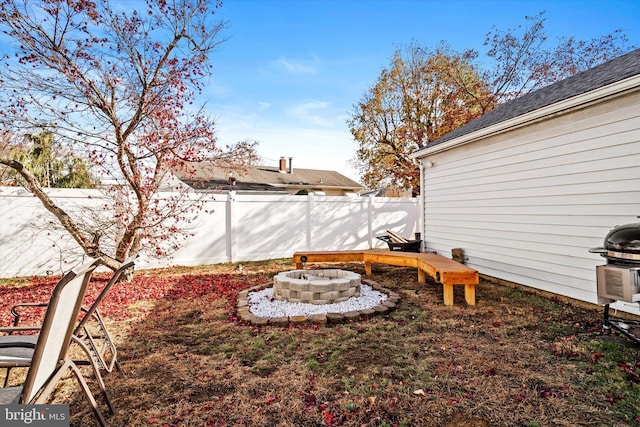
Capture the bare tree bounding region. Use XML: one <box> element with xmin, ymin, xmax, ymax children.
<box><xmin>483</xmin><ymin>12</ymin><xmax>632</xmax><ymax>107</ymax></box>
<box><xmin>0</xmin><ymin>0</ymin><xmax>258</xmax><ymax>270</ymax></box>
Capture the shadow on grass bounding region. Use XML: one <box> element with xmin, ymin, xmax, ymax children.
<box><xmin>7</xmin><ymin>260</ymin><xmax>637</xmax><ymax>427</ymax></box>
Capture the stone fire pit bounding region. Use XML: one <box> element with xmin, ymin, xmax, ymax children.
<box><xmin>236</xmin><ymin>267</ymin><xmax>400</xmax><ymax>327</ymax></box>
<box><xmin>273</xmin><ymin>269</ymin><xmax>361</xmax><ymax>304</ymax></box>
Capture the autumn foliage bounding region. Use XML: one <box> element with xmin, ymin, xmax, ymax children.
<box><xmin>0</xmin><ymin>0</ymin><xmax>258</xmax><ymax>270</ymax></box>
<box><xmin>0</xmin><ymin>270</ymin><xmax>263</xmax><ymax>327</ymax></box>
<box><xmin>348</xmin><ymin>12</ymin><xmax>632</xmax><ymax>194</ymax></box>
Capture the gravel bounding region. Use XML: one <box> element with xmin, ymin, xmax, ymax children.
<box><xmin>247</xmin><ymin>284</ymin><xmax>389</xmax><ymax>317</ymax></box>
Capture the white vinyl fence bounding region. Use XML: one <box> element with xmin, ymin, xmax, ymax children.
<box><xmin>0</xmin><ymin>186</ymin><xmax>419</xmax><ymax>278</ymax></box>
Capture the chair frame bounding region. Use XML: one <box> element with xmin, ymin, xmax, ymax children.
<box><xmin>0</xmin><ymin>255</ymin><xmax>137</xmax><ymax>422</ymax></box>
<box><xmin>0</xmin><ymin>258</ymin><xmax>108</xmax><ymax>426</ymax></box>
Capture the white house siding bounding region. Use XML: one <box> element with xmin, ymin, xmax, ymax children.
<box><xmin>419</xmin><ymin>90</ymin><xmax>640</xmax><ymax>314</ymax></box>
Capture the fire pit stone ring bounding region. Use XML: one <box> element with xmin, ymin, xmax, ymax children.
<box><xmin>273</xmin><ymin>269</ymin><xmax>361</xmax><ymax>304</ymax></box>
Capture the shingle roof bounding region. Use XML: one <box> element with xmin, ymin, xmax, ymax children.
<box><xmin>415</xmin><ymin>48</ymin><xmax>640</xmax><ymax>153</ymax></box>
<box><xmin>172</xmin><ymin>162</ymin><xmax>363</xmax><ymax>192</ymax></box>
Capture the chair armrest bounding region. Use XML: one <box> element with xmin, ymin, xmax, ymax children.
<box><xmin>10</xmin><ymin>302</ymin><xmax>49</xmax><ymax>327</ymax></box>
<box><xmin>0</xmin><ymin>326</ymin><xmax>42</xmax><ymax>335</ymax></box>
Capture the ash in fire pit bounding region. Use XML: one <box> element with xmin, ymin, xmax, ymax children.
<box><xmin>273</xmin><ymin>269</ymin><xmax>361</xmax><ymax>304</ymax></box>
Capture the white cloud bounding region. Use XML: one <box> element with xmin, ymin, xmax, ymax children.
<box><xmin>271</xmin><ymin>56</ymin><xmax>318</xmax><ymax>74</ymax></box>
<box><xmin>214</xmin><ymin>116</ymin><xmax>360</xmax><ymax>182</ymax></box>
<box><xmin>287</xmin><ymin>101</ymin><xmax>333</xmax><ymax>127</ymax></box>
<box><xmin>206</xmin><ymin>82</ymin><xmax>231</xmax><ymax>97</ymax></box>
<box><xmin>211</xmin><ymin>105</ymin><xmax>260</xmax><ymax>134</ymax></box>
<box><xmin>258</xmin><ymin>127</ymin><xmax>360</xmax><ymax>182</ymax></box>
<box><xmin>208</xmin><ymin>98</ymin><xmax>360</xmax><ymax>181</ymax></box>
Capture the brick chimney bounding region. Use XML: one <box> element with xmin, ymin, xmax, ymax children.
<box><xmin>279</xmin><ymin>156</ymin><xmax>294</xmax><ymax>173</ymax></box>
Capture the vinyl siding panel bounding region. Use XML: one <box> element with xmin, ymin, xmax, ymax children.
<box><xmin>420</xmin><ymin>90</ymin><xmax>640</xmax><ymax>314</ymax></box>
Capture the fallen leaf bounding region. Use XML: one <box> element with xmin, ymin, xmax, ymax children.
<box><xmin>413</xmin><ymin>389</ymin><xmax>426</xmax><ymax>396</ymax></box>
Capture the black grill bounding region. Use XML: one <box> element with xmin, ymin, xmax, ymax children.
<box><xmin>589</xmin><ymin>220</ymin><xmax>640</xmax><ymax>344</ymax></box>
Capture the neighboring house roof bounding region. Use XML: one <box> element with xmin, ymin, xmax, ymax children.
<box><xmin>413</xmin><ymin>48</ymin><xmax>640</xmax><ymax>156</ymax></box>
<box><xmin>172</xmin><ymin>161</ymin><xmax>364</xmax><ymax>193</ymax></box>
<box><xmin>360</xmin><ymin>187</ymin><xmax>413</xmax><ymax>197</ymax></box>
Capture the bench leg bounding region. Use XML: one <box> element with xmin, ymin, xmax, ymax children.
<box><xmin>443</xmin><ymin>284</ymin><xmax>454</xmax><ymax>306</ymax></box>
<box><xmin>465</xmin><ymin>284</ymin><xmax>476</xmax><ymax>306</ymax></box>
<box><xmin>418</xmin><ymin>269</ymin><xmax>426</xmax><ymax>283</ymax></box>
<box><xmin>364</xmin><ymin>262</ymin><xmax>372</xmax><ymax>275</ymax></box>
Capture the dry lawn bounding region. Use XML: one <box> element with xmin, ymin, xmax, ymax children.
<box><xmin>1</xmin><ymin>259</ymin><xmax>639</xmax><ymax>426</ymax></box>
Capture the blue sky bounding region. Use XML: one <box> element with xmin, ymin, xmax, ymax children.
<box><xmin>204</xmin><ymin>0</ymin><xmax>640</xmax><ymax>182</ymax></box>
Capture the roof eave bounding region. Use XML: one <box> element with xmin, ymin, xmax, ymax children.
<box><xmin>411</xmin><ymin>74</ymin><xmax>640</xmax><ymax>159</ymax></box>
<box><xmin>270</xmin><ymin>183</ymin><xmax>364</xmax><ymax>190</ymax></box>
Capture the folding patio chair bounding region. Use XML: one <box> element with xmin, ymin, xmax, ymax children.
<box><xmin>72</xmin><ymin>254</ymin><xmax>138</xmax><ymax>374</ymax></box>
<box><xmin>0</xmin><ymin>258</ymin><xmax>109</xmax><ymax>426</ymax></box>
<box><xmin>0</xmin><ymin>254</ymin><xmax>137</xmax><ymax>413</ymax></box>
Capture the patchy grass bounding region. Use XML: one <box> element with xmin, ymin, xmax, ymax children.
<box><xmin>1</xmin><ymin>260</ymin><xmax>639</xmax><ymax>426</ymax></box>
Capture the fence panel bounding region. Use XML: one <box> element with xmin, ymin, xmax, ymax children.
<box><xmin>0</xmin><ymin>187</ymin><xmax>419</xmax><ymax>277</ymax></box>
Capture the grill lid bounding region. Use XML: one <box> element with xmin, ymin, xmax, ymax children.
<box><xmin>604</xmin><ymin>222</ymin><xmax>640</xmax><ymax>254</ymax></box>
<box><xmin>589</xmin><ymin>221</ymin><xmax>640</xmax><ymax>261</ymax></box>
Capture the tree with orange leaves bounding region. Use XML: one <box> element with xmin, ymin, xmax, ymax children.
<box><xmin>349</xmin><ymin>44</ymin><xmax>488</xmax><ymax>196</ymax></box>
<box><xmin>349</xmin><ymin>13</ymin><xmax>631</xmax><ymax>195</ymax></box>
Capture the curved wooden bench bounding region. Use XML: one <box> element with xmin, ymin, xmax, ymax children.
<box><xmin>293</xmin><ymin>250</ymin><xmax>479</xmax><ymax>306</ymax></box>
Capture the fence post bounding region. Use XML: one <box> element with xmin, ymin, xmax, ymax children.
<box><xmin>368</xmin><ymin>194</ymin><xmax>374</xmax><ymax>249</ymax></box>
<box><xmin>226</xmin><ymin>191</ymin><xmax>235</xmax><ymax>262</ymax></box>
<box><xmin>418</xmin><ymin>163</ymin><xmax>425</xmax><ymax>252</ymax></box>
<box><xmin>306</xmin><ymin>193</ymin><xmax>314</xmax><ymax>250</ymax></box>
